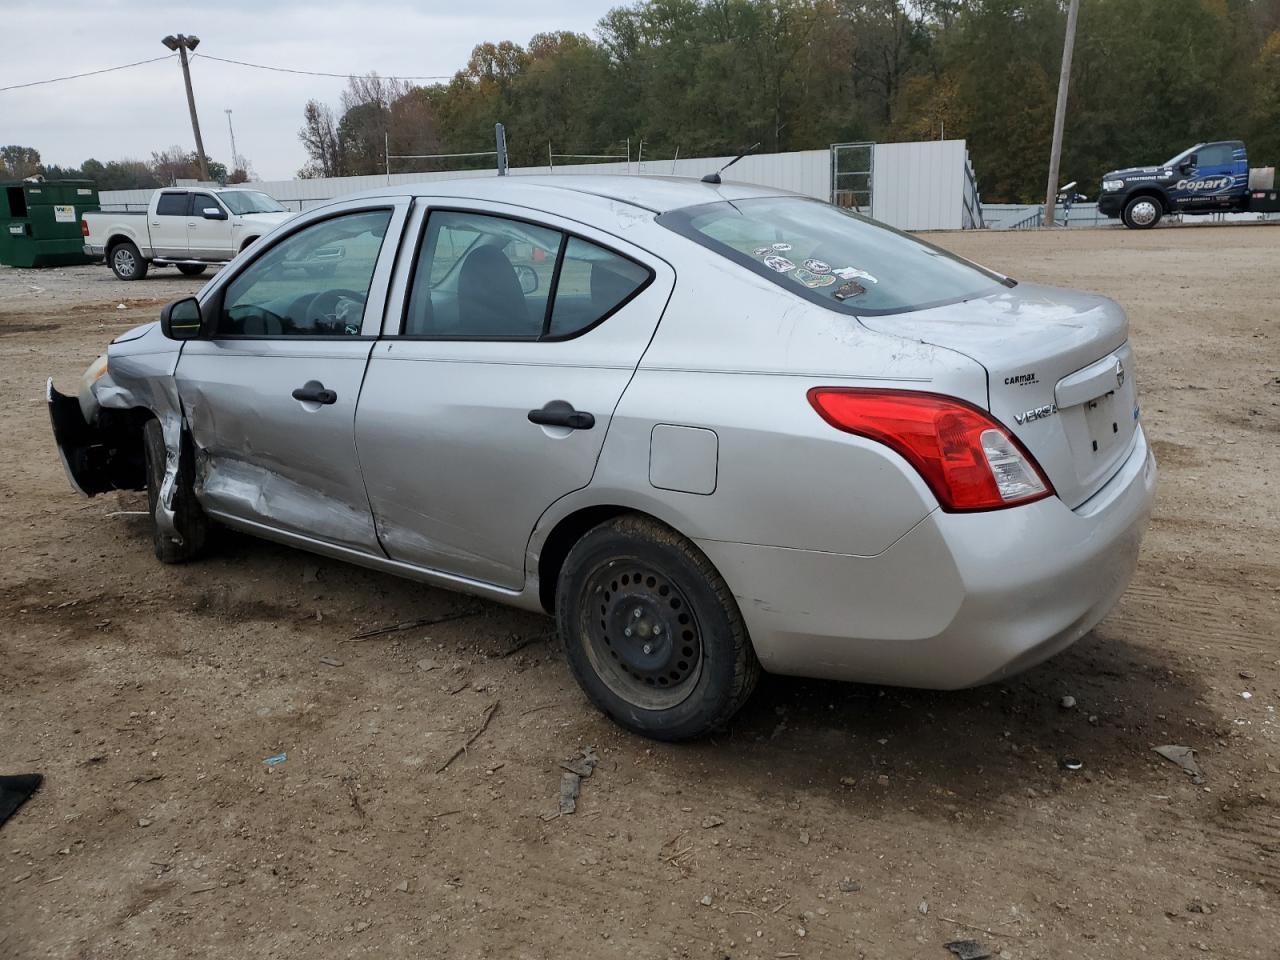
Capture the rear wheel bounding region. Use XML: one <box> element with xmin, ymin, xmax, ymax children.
<box><xmin>143</xmin><ymin>419</ymin><xmax>208</xmax><ymax>564</ymax></box>
<box><xmin>1122</xmin><ymin>195</ymin><xmax>1162</xmax><ymax>230</ymax></box>
<box><xmin>556</xmin><ymin>515</ymin><xmax>760</xmax><ymax>740</ymax></box>
<box><xmin>177</xmin><ymin>263</ymin><xmax>207</xmax><ymax>277</ymax></box>
<box><xmin>110</xmin><ymin>241</ymin><xmax>148</xmax><ymax>281</ymax></box>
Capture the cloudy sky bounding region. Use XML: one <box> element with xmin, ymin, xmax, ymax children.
<box><xmin>3</xmin><ymin>0</ymin><xmax>618</xmax><ymax>179</ymax></box>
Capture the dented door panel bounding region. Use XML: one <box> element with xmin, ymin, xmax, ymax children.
<box><xmin>176</xmin><ymin>339</ymin><xmax>380</xmax><ymax>552</ymax></box>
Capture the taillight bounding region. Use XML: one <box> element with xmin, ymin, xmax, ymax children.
<box><xmin>81</xmin><ymin>219</ymin><xmax>89</xmax><ymax>237</ymax></box>
<box><xmin>807</xmin><ymin>388</ymin><xmax>1053</xmax><ymax>512</ymax></box>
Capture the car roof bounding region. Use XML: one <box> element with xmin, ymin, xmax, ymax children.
<box><xmin>354</xmin><ymin>174</ymin><xmax>796</xmax><ymax>215</ymax></box>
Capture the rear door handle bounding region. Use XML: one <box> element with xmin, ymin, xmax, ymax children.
<box><xmin>292</xmin><ymin>380</ymin><xmax>337</xmax><ymax>405</ymax></box>
<box><xmin>528</xmin><ymin>401</ymin><xmax>594</xmax><ymax>430</ymax></box>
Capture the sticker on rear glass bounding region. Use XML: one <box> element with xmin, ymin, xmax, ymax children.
<box><xmin>770</xmin><ymin>242</ymin><xmax>792</xmax><ymax>252</ymax></box>
<box><xmin>794</xmin><ymin>269</ymin><xmax>836</xmax><ymax>288</ymax></box>
<box><xmin>763</xmin><ymin>255</ymin><xmax>796</xmax><ymax>273</ymax></box>
<box><xmin>752</xmin><ymin>246</ymin><xmax>772</xmax><ymax>257</ymax></box>
<box><xmin>833</xmin><ymin>281</ymin><xmax>866</xmax><ymax>300</ymax></box>
<box><xmin>833</xmin><ymin>267</ymin><xmax>877</xmax><ymax>284</ymax></box>
<box><xmin>803</xmin><ymin>259</ymin><xmax>831</xmax><ymax>274</ymax></box>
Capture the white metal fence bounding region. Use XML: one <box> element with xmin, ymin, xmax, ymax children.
<box><xmin>98</xmin><ymin>141</ymin><xmax>984</xmax><ymax>232</ymax></box>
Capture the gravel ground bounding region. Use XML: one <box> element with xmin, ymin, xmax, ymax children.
<box><xmin>1</xmin><ymin>225</ymin><xmax>1277</xmax><ymax>960</ymax></box>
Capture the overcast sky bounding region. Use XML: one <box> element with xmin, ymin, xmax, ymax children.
<box><xmin>3</xmin><ymin>0</ymin><xmax>618</xmax><ymax>180</ymax></box>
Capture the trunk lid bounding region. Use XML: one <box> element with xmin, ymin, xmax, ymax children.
<box><xmin>858</xmin><ymin>282</ymin><xmax>1139</xmax><ymax>508</ymax></box>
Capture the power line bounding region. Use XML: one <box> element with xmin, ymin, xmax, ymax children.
<box><xmin>191</xmin><ymin>52</ymin><xmax>453</xmax><ymax>82</ymax></box>
<box><xmin>0</xmin><ymin>54</ymin><xmax>175</xmax><ymax>92</ymax></box>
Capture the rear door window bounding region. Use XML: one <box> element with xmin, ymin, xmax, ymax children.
<box><xmin>155</xmin><ymin>193</ymin><xmax>188</xmax><ymax>216</ymax></box>
<box><xmin>658</xmin><ymin>197</ymin><xmax>1010</xmax><ymax>316</ymax></box>
<box><xmin>403</xmin><ymin>210</ymin><xmax>652</xmax><ymax>340</ymax></box>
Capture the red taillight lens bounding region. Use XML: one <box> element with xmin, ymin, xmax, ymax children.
<box><xmin>807</xmin><ymin>387</ymin><xmax>1053</xmax><ymax>512</ymax></box>
<box><xmin>81</xmin><ymin>219</ymin><xmax>89</xmax><ymax>237</ymax></box>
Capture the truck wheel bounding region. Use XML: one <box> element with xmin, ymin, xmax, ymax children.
<box><xmin>143</xmin><ymin>419</ymin><xmax>208</xmax><ymax>564</ymax></box>
<box><xmin>1122</xmin><ymin>196</ymin><xmax>1162</xmax><ymax>230</ymax></box>
<box><xmin>555</xmin><ymin>514</ymin><xmax>761</xmax><ymax>741</ymax></box>
<box><xmin>110</xmin><ymin>241</ymin><xmax>148</xmax><ymax>280</ymax></box>
<box><xmin>177</xmin><ymin>264</ymin><xmax>207</xmax><ymax>277</ymax></box>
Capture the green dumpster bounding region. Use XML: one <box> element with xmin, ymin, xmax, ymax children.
<box><xmin>0</xmin><ymin>179</ymin><xmax>100</xmax><ymax>268</ymax></box>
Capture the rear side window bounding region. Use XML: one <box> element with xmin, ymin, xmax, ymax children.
<box><xmin>155</xmin><ymin>193</ymin><xmax>187</xmax><ymax>216</ymax></box>
<box><xmin>658</xmin><ymin>197</ymin><xmax>1010</xmax><ymax>316</ymax></box>
<box><xmin>403</xmin><ymin>210</ymin><xmax>651</xmax><ymax>340</ymax></box>
<box><xmin>547</xmin><ymin>238</ymin><xmax>650</xmax><ymax>338</ymax></box>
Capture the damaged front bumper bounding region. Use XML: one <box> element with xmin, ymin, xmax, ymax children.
<box><xmin>46</xmin><ymin>378</ymin><xmax>144</xmax><ymax>496</ymax></box>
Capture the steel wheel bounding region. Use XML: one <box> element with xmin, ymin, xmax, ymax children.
<box><xmin>557</xmin><ymin>514</ymin><xmax>761</xmax><ymax>740</ymax></box>
<box><xmin>1123</xmin><ymin>196</ymin><xmax>1161</xmax><ymax>230</ymax></box>
<box><xmin>581</xmin><ymin>560</ymin><xmax>704</xmax><ymax>710</ymax></box>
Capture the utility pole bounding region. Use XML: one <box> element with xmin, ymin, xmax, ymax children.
<box><xmin>224</xmin><ymin>109</ymin><xmax>239</xmax><ymax>174</ymax></box>
<box><xmin>162</xmin><ymin>34</ymin><xmax>210</xmax><ymax>183</ymax></box>
<box><xmin>1043</xmin><ymin>0</ymin><xmax>1080</xmax><ymax>229</ymax></box>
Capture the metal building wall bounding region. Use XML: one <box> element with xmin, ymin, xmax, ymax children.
<box><xmin>870</xmin><ymin>140</ymin><xmax>968</xmax><ymax>231</ymax></box>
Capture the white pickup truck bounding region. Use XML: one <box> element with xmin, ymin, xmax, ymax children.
<box><xmin>82</xmin><ymin>187</ymin><xmax>294</xmax><ymax>280</ymax></box>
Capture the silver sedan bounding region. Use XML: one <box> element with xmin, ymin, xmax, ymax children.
<box><xmin>48</xmin><ymin>175</ymin><xmax>1156</xmax><ymax>739</ymax></box>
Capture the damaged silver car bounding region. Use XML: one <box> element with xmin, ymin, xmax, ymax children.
<box><xmin>49</xmin><ymin>176</ymin><xmax>1156</xmax><ymax>740</ymax></box>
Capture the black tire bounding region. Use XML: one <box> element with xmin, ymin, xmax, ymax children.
<box><xmin>555</xmin><ymin>514</ymin><xmax>761</xmax><ymax>740</ymax></box>
<box><xmin>177</xmin><ymin>263</ymin><xmax>207</xmax><ymax>277</ymax></box>
<box><xmin>109</xmin><ymin>241</ymin><xmax>148</xmax><ymax>281</ymax></box>
<box><xmin>143</xmin><ymin>419</ymin><xmax>208</xmax><ymax>564</ymax></box>
<box><xmin>1122</xmin><ymin>194</ymin><xmax>1162</xmax><ymax>230</ymax></box>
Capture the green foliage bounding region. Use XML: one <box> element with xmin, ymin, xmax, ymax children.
<box><xmin>28</xmin><ymin>0</ymin><xmax>1280</xmax><ymax>201</ymax></box>
<box><xmin>1</xmin><ymin>145</ymin><xmax>42</xmax><ymax>180</ymax></box>
<box><xmin>298</xmin><ymin>0</ymin><xmax>1277</xmax><ymax>200</ymax></box>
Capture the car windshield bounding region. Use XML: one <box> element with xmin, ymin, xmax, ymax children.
<box><xmin>220</xmin><ymin>191</ymin><xmax>286</xmax><ymax>215</ymax></box>
<box><xmin>658</xmin><ymin>197</ymin><xmax>1010</xmax><ymax>316</ymax></box>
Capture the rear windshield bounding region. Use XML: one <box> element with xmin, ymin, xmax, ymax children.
<box><xmin>657</xmin><ymin>197</ymin><xmax>1011</xmax><ymax>316</ymax></box>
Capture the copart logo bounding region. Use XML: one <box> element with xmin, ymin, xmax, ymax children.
<box><xmin>1175</xmin><ymin>176</ymin><xmax>1232</xmax><ymax>192</ymax></box>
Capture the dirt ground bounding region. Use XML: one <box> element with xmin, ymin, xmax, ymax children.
<box><xmin>1</xmin><ymin>224</ymin><xmax>1277</xmax><ymax>960</ymax></box>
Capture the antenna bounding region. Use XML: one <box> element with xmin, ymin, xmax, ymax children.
<box><xmin>701</xmin><ymin>142</ymin><xmax>762</xmax><ymax>184</ymax></box>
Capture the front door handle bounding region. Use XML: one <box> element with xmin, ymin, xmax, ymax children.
<box><xmin>528</xmin><ymin>401</ymin><xmax>594</xmax><ymax>430</ymax></box>
<box><xmin>292</xmin><ymin>380</ymin><xmax>337</xmax><ymax>405</ymax></box>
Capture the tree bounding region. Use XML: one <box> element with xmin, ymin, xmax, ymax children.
<box><xmin>298</xmin><ymin>99</ymin><xmax>343</xmax><ymax>177</ymax></box>
<box><xmin>0</xmin><ymin>145</ymin><xmax>42</xmax><ymax>179</ymax></box>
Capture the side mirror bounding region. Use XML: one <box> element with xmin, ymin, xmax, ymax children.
<box><xmin>160</xmin><ymin>297</ymin><xmax>203</xmax><ymax>340</ymax></box>
<box><xmin>202</xmin><ymin>206</ymin><xmax>228</xmax><ymax>220</ymax></box>
<box><xmin>1180</xmin><ymin>156</ymin><xmax>1196</xmax><ymax>173</ymax></box>
<box><xmin>514</xmin><ymin>263</ymin><xmax>539</xmax><ymax>295</ymax></box>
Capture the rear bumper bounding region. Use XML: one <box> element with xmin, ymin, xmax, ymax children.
<box><xmin>83</xmin><ymin>243</ymin><xmax>105</xmax><ymax>259</ymax></box>
<box><xmin>699</xmin><ymin>424</ymin><xmax>1156</xmax><ymax>689</ymax></box>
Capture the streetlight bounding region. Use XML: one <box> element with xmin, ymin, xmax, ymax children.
<box><xmin>161</xmin><ymin>34</ymin><xmax>210</xmax><ymax>183</ymax></box>
<box><xmin>225</xmin><ymin>109</ymin><xmax>240</xmax><ymax>176</ymax></box>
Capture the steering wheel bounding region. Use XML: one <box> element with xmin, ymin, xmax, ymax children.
<box><xmin>304</xmin><ymin>288</ymin><xmax>366</xmax><ymax>334</ymax></box>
